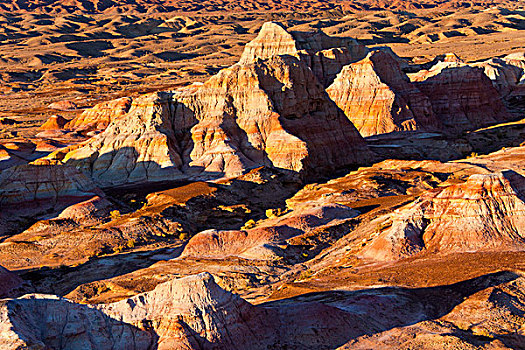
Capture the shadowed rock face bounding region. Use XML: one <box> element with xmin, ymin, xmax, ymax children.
<box><xmin>0</xmin><ymin>272</ymin><xmax>353</xmax><ymax>349</ymax></box>
<box><xmin>0</xmin><ymin>273</ymin><xmax>266</xmax><ymax>349</ymax></box>
<box><xmin>100</xmin><ymin>272</ymin><xmax>277</xmax><ymax>350</ymax></box>
<box><xmin>327</xmin><ymin>50</ymin><xmax>440</xmax><ymax>137</ymax></box>
<box><xmin>54</xmin><ymin>55</ymin><xmax>372</xmax><ymax>187</ymax></box>
<box><xmin>415</xmin><ymin>66</ymin><xmax>513</xmax><ymax>133</ymax></box>
<box><xmin>0</xmin><ymin>160</ymin><xmax>104</xmax><ymax>214</ymax></box>
<box><xmin>363</xmin><ymin>171</ymin><xmax>525</xmax><ymax>261</ymax></box>
<box><xmin>472</xmin><ymin>58</ymin><xmax>524</xmax><ymax>97</ymax></box>
<box><xmin>0</xmin><ymin>266</ymin><xmax>23</xmax><ymax>298</ymax></box>
<box><xmin>1</xmin><ymin>269</ymin><xmax>523</xmax><ymax>350</ymax></box>
<box><xmin>240</xmin><ymin>21</ymin><xmax>368</xmax><ymax>86</ymax></box>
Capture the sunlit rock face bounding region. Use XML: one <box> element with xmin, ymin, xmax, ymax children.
<box><xmin>239</xmin><ymin>21</ymin><xmax>368</xmax><ymax>86</ymax></box>
<box><xmin>327</xmin><ymin>49</ymin><xmax>440</xmax><ymax>137</ymax></box>
<box><xmin>66</xmin><ymin>97</ymin><xmax>133</xmax><ymax>133</ymax></box>
<box><xmin>363</xmin><ymin>171</ymin><xmax>525</xmax><ymax>261</ymax></box>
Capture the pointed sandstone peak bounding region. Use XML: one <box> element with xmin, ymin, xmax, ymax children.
<box><xmin>327</xmin><ymin>49</ymin><xmax>440</xmax><ymax>137</ymax></box>
<box><xmin>240</xmin><ymin>21</ymin><xmax>367</xmax><ymax>86</ymax></box>
<box><xmin>59</xmin><ymin>92</ymin><xmax>187</xmax><ymax>187</ymax></box>
<box><xmin>239</xmin><ymin>22</ymin><xmax>299</xmax><ymax>64</ymax></box>
<box><xmin>188</xmin><ymin>55</ymin><xmax>372</xmax><ymax>178</ymax></box>
<box><xmin>362</xmin><ymin>170</ymin><xmax>525</xmax><ymax>261</ymax></box>
<box><xmin>39</xmin><ymin>115</ymin><xmax>68</xmax><ymax>130</ymax></box>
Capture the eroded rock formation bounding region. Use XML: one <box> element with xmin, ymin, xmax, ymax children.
<box><xmin>0</xmin><ymin>159</ymin><xmax>104</xmax><ymax>218</ymax></box>
<box><xmin>181</xmin><ymin>203</ymin><xmax>359</xmax><ymax>260</ymax></box>
<box><xmin>416</xmin><ymin>66</ymin><xmax>512</xmax><ymax>133</ymax></box>
<box><xmin>0</xmin><ymin>273</ymin><xmax>353</xmax><ymax>350</ymax></box>
<box><xmin>39</xmin><ymin>115</ymin><xmax>68</xmax><ymax>131</ymax></box>
<box><xmin>327</xmin><ymin>50</ymin><xmax>440</xmax><ymax>137</ymax></box>
<box><xmin>363</xmin><ymin>171</ymin><xmax>525</xmax><ymax>261</ymax></box>
<box><xmin>240</xmin><ymin>21</ymin><xmax>368</xmax><ymax>85</ymax></box>
<box><xmin>66</xmin><ymin>97</ymin><xmax>133</xmax><ymax>133</ymax></box>
<box><xmin>54</xmin><ymin>55</ymin><xmax>372</xmax><ymax>187</ymax></box>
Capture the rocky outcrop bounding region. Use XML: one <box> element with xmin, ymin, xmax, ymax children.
<box><xmin>101</xmin><ymin>273</ymin><xmax>275</xmax><ymax>349</ymax></box>
<box><xmin>362</xmin><ymin>171</ymin><xmax>525</xmax><ymax>261</ymax></box>
<box><xmin>65</xmin><ymin>97</ymin><xmax>132</xmax><ymax>133</ymax></box>
<box><xmin>411</xmin><ymin>52</ymin><xmax>525</xmax><ymax>97</ymax></box>
<box><xmin>37</xmin><ymin>115</ymin><xmax>70</xmax><ymax>138</ymax></box>
<box><xmin>58</xmin><ymin>92</ymin><xmax>186</xmax><ymax>186</ymax></box>
<box><xmin>181</xmin><ymin>203</ymin><xmax>359</xmax><ymax>260</ymax></box>
<box><xmin>416</xmin><ymin>66</ymin><xmax>512</xmax><ymax>133</ymax></box>
<box><xmin>239</xmin><ymin>21</ymin><xmax>367</xmax><ymax>86</ymax></box>
<box><xmin>57</xmin><ymin>195</ymin><xmax>113</xmax><ymax>224</ymax></box>
<box><xmin>0</xmin><ymin>272</ymin><xmax>366</xmax><ymax>350</ymax></box>
<box><xmin>48</xmin><ymin>100</ymin><xmax>78</xmax><ymax>111</ymax></box>
<box><xmin>504</xmin><ymin>52</ymin><xmax>525</xmax><ymax>71</ymax></box>
<box><xmin>0</xmin><ymin>294</ymin><xmax>156</xmax><ymax>350</ymax></box>
<box><xmin>472</xmin><ymin>58</ymin><xmax>524</xmax><ymax>97</ymax></box>
<box><xmin>39</xmin><ymin>115</ymin><xmax>68</xmax><ymax>130</ymax></box>
<box><xmin>55</xmin><ymin>55</ymin><xmax>372</xmax><ymax>187</ymax></box>
<box><xmin>0</xmin><ymin>160</ymin><xmax>104</xmax><ymax>218</ymax></box>
<box><xmin>327</xmin><ymin>50</ymin><xmax>440</xmax><ymax>137</ymax></box>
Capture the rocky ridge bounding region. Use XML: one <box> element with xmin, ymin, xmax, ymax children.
<box><xmin>52</xmin><ymin>54</ymin><xmax>372</xmax><ymax>187</ymax></box>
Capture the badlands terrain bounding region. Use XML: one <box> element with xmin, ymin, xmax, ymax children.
<box><xmin>2</xmin><ymin>0</ymin><xmax>525</xmax><ymax>349</ymax></box>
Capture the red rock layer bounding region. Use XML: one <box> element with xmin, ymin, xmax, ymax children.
<box><xmin>363</xmin><ymin>171</ymin><xmax>525</xmax><ymax>261</ymax></box>
<box><xmin>66</xmin><ymin>97</ymin><xmax>132</xmax><ymax>133</ymax></box>
<box><xmin>181</xmin><ymin>203</ymin><xmax>358</xmax><ymax>260</ymax></box>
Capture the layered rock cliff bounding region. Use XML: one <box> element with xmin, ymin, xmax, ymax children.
<box><xmin>416</xmin><ymin>66</ymin><xmax>512</xmax><ymax>133</ymax></box>
<box><xmin>66</xmin><ymin>97</ymin><xmax>133</xmax><ymax>133</ymax></box>
<box><xmin>0</xmin><ymin>160</ymin><xmax>104</xmax><ymax>211</ymax></box>
<box><xmin>363</xmin><ymin>171</ymin><xmax>525</xmax><ymax>261</ymax></box>
<box><xmin>327</xmin><ymin>50</ymin><xmax>440</xmax><ymax>137</ymax></box>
